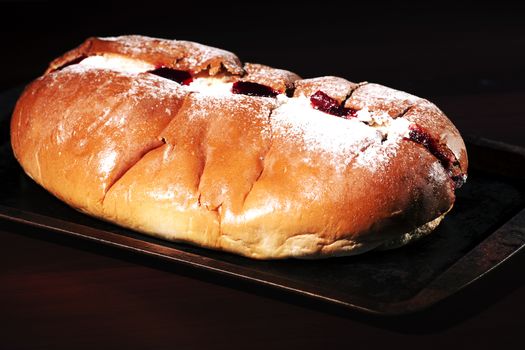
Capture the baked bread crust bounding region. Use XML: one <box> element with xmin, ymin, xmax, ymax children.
<box><xmin>10</xmin><ymin>35</ymin><xmax>468</xmax><ymax>259</ymax></box>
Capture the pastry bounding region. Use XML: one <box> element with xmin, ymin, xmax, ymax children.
<box><xmin>10</xmin><ymin>35</ymin><xmax>468</xmax><ymax>259</ymax></box>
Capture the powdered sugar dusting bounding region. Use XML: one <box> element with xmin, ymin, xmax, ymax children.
<box><xmin>100</xmin><ymin>35</ymin><xmax>155</xmax><ymax>43</ymax></box>
<box><xmin>354</xmin><ymin>109</ymin><xmax>411</xmax><ymax>172</ymax></box>
<box><xmin>98</xmin><ymin>35</ymin><xmax>242</xmax><ymax>74</ymax></box>
<box><xmin>350</xmin><ymin>83</ymin><xmax>421</xmax><ymax>106</ymax></box>
<box><xmin>71</xmin><ymin>58</ymin><xmax>183</xmax><ymax>103</ymax></box>
<box><xmin>294</xmin><ymin>76</ymin><xmax>355</xmax><ymax>102</ymax></box>
<box><xmin>184</xmin><ymin>93</ymin><xmax>275</xmax><ymax>126</ymax></box>
<box><xmin>272</xmin><ymin>96</ymin><xmax>380</xmax><ymax>171</ymax></box>
<box><xmin>429</xmin><ymin>161</ymin><xmax>449</xmax><ymax>184</ymax></box>
<box><xmin>272</xmin><ymin>96</ymin><xmax>412</xmax><ymax>172</ymax></box>
<box><xmin>354</xmin><ymin>133</ymin><xmax>401</xmax><ymax>172</ymax></box>
<box><xmin>126</xmin><ymin>73</ymin><xmax>187</xmax><ymax>102</ymax></box>
<box><xmin>242</xmin><ymin>63</ymin><xmax>300</xmax><ymax>92</ymax></box>
<box><xmin>78</xmin><ymin>54</ymin><xmax>155</xmax><ymax>73</ymax></box>
<box><xmin>185</xmin><ymin>77</ymin><xmax>233</xmax><ymax>96</ymax></box>
<box><xmin>175</xmin><ymin>40</ymin><xmax>242</xmax><ymax>74</ymax></box>
<box><xmin>98</xmin><ymin>35</ymin><xmax>182</xmax><ymax>57</ymax></box>
<box><xmin>59</xmin><ymin>63</ymin><xmax>186</xmax><ymax>103</ymax></box>
<box><xmin>356</xmin><ymin>107</ymin><xmax>410</xmax><ymax>139</ymax></box>
<box><xmin>178</xmin><ymin>41</ymin><xmax>236</xmax><ymax>66</ymax></box>
<box><xmin>54</xmin><ymin>51</ymin><xmax>414</xmax><ymax>175</ymax></box>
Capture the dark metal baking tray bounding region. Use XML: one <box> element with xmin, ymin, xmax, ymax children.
<box><xmin>1</xmin><ymin>86</ymin><xmax>525</xmax><ymax>315</ymax></box>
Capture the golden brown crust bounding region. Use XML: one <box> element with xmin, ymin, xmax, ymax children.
<box><xmin>11</xmin><ymin>35</ymin><xmax>467</xmax><ymax>259</ymax></box>
<box><xmin>345</xmin><ymin>82</ymin><xmax>468</xmax><ymax>174</ymax></box>
<box><xmin>241</xmin><ymin>63</ymin><xmax>301</xmax><ymax>93</ymax></box>
<box><xmin>47</xmin><ymin>35</ymin><xmax>244</xmax><ymax>75</ymax></box>
<box><xmin>344</xmin><ymin>83</ymin><xmax>422</xmax><ymax>117</ymax></box>
<box><xmin>403</xmin><ymin>100</ymin><xmax>468</xmax><ymax>173</ymax></box>
<box><xmin>294</xmin><ymin>76</ymin><xmax>358</xmax><ymax>103</ymax></box>
<box><xmin>11</xmin><ymin>66</ymin><xmax>188</xmax><ymax>217</ymax></box>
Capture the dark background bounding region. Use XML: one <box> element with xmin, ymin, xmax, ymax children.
<box><xmin>1</xmin><ymin>1</ymin><xmax>525</xmax><ymax>144</ymax></box>
<box><xmin>1</xmin><ymin>1</ymin><xmax>525</xmax><ymax>349</ymax></box>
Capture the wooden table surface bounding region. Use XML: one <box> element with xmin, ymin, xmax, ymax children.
<box><xmin>1</xmin><ymin>3</ymin><xmax>525</xmax><ymax>349</ymax></box>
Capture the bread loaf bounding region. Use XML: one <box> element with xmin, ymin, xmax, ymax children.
<box><xmin>10</xmin><ymin>35</ymin><xmax>468</xmax><ymax>259</ymax></box>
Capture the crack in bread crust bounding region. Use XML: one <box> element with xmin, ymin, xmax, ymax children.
<box><xmin>342</xmin><ymin>81</ymin><xmax>368</xmax><ymax>103</ymax></box>
<box><xmin>102</xmin><ymin>139</ymin><xmax>166</xmax><ymax>205</ymax></box>
<box><xmin>241</xmin><ymin>106</ymin><xmax>275</xmax><ymax>210</ymax></box>
<box><xmin>396</xmin><ymin>104</ymin><xmax>414</xmax><ymax>119</ymax></box>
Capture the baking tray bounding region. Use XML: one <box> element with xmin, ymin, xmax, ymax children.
<box><xmin>1</xmin><ymin>86</ymin><xmax>525</xmax><ymax>315</ymax></box>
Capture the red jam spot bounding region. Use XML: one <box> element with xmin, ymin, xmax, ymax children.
<box><xmin>149</xmin><ymin>68</ymin><xmax>193</xmax><ymax>85</ymax></box>
<box><xmin>310</xmin><ymin>91</ymin><xmax>340</xmax><ymax>115</ymax></box>
<box><xmin>405</xmin><ymin>124</ymin><xmax>465</xmax><ymax>189</ymax></box>
<box><xmin>406</xmin><ymin>124</ymin><xmax>456</xmax><ymax>169</ymax></box>
<box><xmin>231</xmin><ymin>81</ymin><xmax>279</xmax><ymax>97</ymax></box>
<box><xmin>310</xmin><ymin>91</ymin><xmax>357</xmax><ymax>119</ymax></box>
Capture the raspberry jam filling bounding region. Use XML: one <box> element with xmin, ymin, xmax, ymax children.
<box><xmin>407</xmin><ymin>124</ymin><xmax>456</xmax><ymax>168</ymax></box>
<box><xmin>406</xmin><ymin>124</ymin><xmax>465</xmax><ymax>188</ymax></box>
<box><xmin>231</xmin><ymin>81</ymin><xmax>279</xmax><ymax>97</ymax></box>
<box><xmin>149</xmin><ymin>67</ymin><xmax>193</xmax><ymax>85</ymax></box>
<box><xmin>310</xmin><ymin>91</ymin><xmax>357</xmax><ymax>118</ymax></box>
